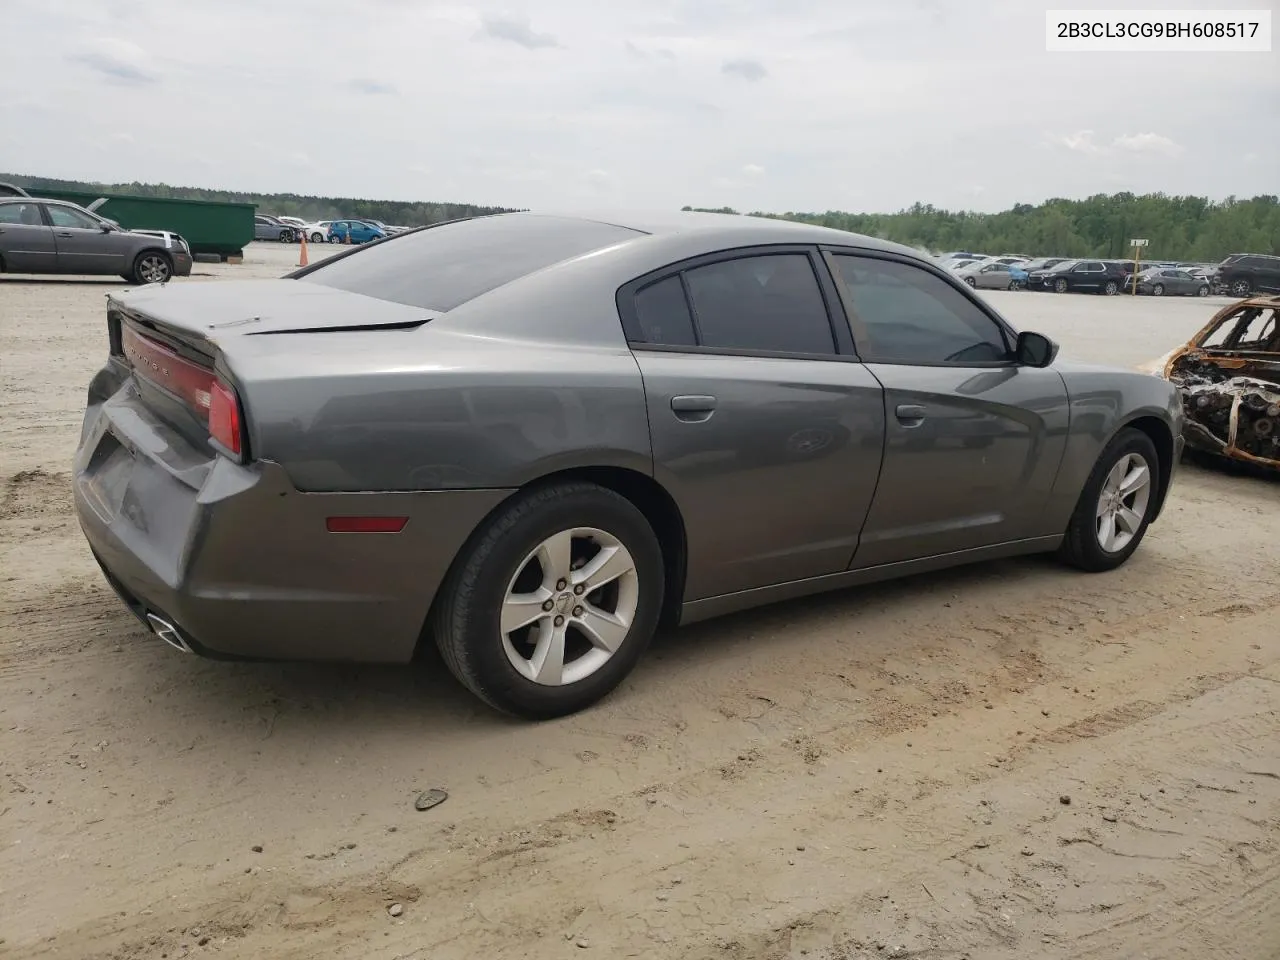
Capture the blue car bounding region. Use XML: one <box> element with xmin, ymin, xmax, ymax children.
<box><xmin>327</xmin><ymin>220</ymin><xmax>386</xmax><ymax>244</ymax></box>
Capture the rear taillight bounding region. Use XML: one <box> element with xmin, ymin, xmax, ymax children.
<box><xmin>209</xmin><ymin>379</ymin><xmax>243</xmax><ymax>456</ymax></box>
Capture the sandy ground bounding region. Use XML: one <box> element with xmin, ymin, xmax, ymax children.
<box><xmin>1</xmin><ymin>244</ymin><xmax>1278</xmax><ymax>960</ymax></box>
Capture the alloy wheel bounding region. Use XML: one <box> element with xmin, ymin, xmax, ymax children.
<box><xmin>1230</xmin><ymin>279</ymin><xmax>1250</xmax><ymax>297</ymax></box>
<box><xmin>500</xmin><ymin>527</ymin><xmax>640</xmax><ymax>686</ymax></box>
<box><xmin>138</xmin><ymin>255</ymin><xmax>170</xmax><ymax>284</ymax></box>
<box><xmin>1095</xmin><ymin>452</ymin><xmax>1152</xmax><ymax>553</ymax></box>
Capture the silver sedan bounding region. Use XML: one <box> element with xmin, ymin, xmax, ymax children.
<box><xmin>955</xmin><ymin>260</ymin><xmax>1019</xmax><ymax>290</ymax></box>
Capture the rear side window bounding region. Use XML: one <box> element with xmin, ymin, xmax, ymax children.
<box><xmin>684</xmin><ymin>254</ymin><xmax>835</xmax><ymax>354</ymax></box>
<box><xmin>633</xmin><ymin>276</ymin><xmax>697</xmax><ymax>346</ymax></box>
<box><xmin>299</xmin><ymin>214</ymin><xmax>643</xmax><ymax>311</ymax></box>
<box><xmin>0</xmin><ymin>202</ymin><xmax>41</xmax><ymax>225</ymax></box>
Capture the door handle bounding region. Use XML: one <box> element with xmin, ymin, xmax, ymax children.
<box><xmin>56</xmin><ymin>231</ymin><xmax>74</xmax><ymax>238</ymax></box>
<box><xmin>671</xmin><ymin>395</ymin><xmax>717</xmax><ymax>422</ymax></box>
<box><xmin>895</xmin><ymin>404</ymin><xmax>926</xmax><ymax>425</ymax></box>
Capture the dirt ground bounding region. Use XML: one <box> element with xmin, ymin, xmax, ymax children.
<box><xmin>2</xmin><ymin>245</ymin><xmax>1278</xmax><ymax>960</ymax></box>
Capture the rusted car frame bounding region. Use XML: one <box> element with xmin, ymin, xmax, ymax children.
<box><xmin>1160</xmin><ymin>295</ymin><xmax>1280</xmax><ymax>469</ymax></box>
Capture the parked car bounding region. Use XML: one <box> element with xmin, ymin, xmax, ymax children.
<box><xmin>303</xmin><ymin>221</ymin><xmax>332</xmax><ymax>244</ymax></box>
<box><xmin>0</xmin><ymin>197</ymin><xmax>192</xmax><ymax>282</ymax></box>
<box><xmin>955</xmin><ymin>260</ymin><xmax>1020</xmax><ymax>290</ymax></box>
<box><xmin>72</xmin><ymin>210</ymin><xmax>1183</xmax><ymax>718</ymax></box>
<box><xmin>0</xmin><ymin>181</ymin><xmax>30</xmax><ymax>197</ymax></box>
<box><xmin>327</xmin><ymin>220</ymin><xmax>386</xmax><ymax>244</ymax></box>
<box><xmin>254</xmin><ymin>215</ymin><xmax>296</xmax><ymax>243</ymax></box>
<box><xmin>989</xmin><ymin>256</ymin><xmax>1030</xmax><ymax>266</ymax></box>
<box><xmin>1131</xmin><ymin>267</ymin><xmax>1211</xmax><ymax>297</ymax></box>
<box><xmin>1018</xmin><ymin>258</ymin><xmax>1070</xmax><ymax>273</ymax></box>
<box><xmin>1027</xmin><ymin>259</ymin><xmax>1126</xmax><ymax>295</ymax></box>
<box><xmin>1209</xmin><ymin>254</ymin><xmax>1280</xmax><ymax>298</ymax></box>
<box><xmin>275</xmin><ymin>216</ymin><xmax>308</xmax><ymax>232</ymax></box>
<box><xmin>946</xmin><ymin>259</ymin><xmax>979</xmax><ymax>272</ymax></box>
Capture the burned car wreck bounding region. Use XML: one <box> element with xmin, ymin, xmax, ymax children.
<box><xmin>1160</xmin><ymin>295</ymin><xmax>1280</xmax><ymax>470</ymax></box>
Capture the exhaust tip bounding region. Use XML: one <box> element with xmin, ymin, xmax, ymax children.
<box><xmin>145</xmin><ymin>612</ymin><xmax>193</xmax><ymax>653</ymax></box>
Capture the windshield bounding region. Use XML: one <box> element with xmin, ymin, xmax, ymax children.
<box><xmin>1048</xmin><ymin>260</ymin><xmax>1079</xmax><ymax>272</ymax></box>
<box><xmin>297</xmin><ymin>214</ymin><xmax>644</xmax><ymax>311</ymax></box>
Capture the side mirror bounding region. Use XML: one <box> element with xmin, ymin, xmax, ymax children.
<box><xmin>1016</xmin><ymin>331</ymin><xmax>1059</xmax><ymax>368</ymax></box>
<box><xmin>100</xmin><ymin>221</ymin><xmax>113</xmax><ymax>232</ymax></box>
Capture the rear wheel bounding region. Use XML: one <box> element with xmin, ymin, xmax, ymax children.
<box><xmin>432</xmin><ymin>481</ymin><xmax>664</xmax><ymax>719</ymax></box>
<box><xmin>964</xmin><ymin>276</ymin><xmax>976</xmax><ymax>287</ymax></box>
<box><xmin>311</xmin><ymin>231</ymin><xmax>325</xmax><ymax>243</ymax></box>
<box><xmin>1230</xmin><ymin>278</ymin><xmax>1251</xmax><ymax>297</ymax></box>
<box><xmin>131</xmin><ymin>251</ymin><xmax>172</xmax><ymax>285</ymax></box>
<box><xmin>1058</xmin><ymin>428</ymin><xmax>1159</xmax><ymax>572</ymax></box>
<box><xmin>1102</xmin><ymin>280</ymin><xmax>1119</xmax><ymax>296</ymax></box>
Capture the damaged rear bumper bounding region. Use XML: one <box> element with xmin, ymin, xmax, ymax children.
<box><xmin>1177</xmin><ymin>376</ymin><xmax>1280</xmax><ymax>469</ymax></box>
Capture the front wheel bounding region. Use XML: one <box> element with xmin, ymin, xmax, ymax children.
<box><xmin>1197</xmin><ymin>284</ymin><xmax>1209</xmax><ymax>297</ymax></box>
<box><xmin>1151</xmin><ymin>283</ymin><xmax>1164</xmax><ymax>296</ymax></box>
<box><xmin>311</xmin><ymin>232</ymin><xmax>325</xmax><ymax>243</ymax></box>
<box><xmin>131</xmin><ymin>251</ymin><xmax>172</xmax><ymax>285</ymax></box>
<box><xmin>279</xmin><ymin>229</ymin><xmax>295</xmax><ymax>243</ymax></box>
<box><xmin>1054</xmin><ymin>278</ymin><xmax>1069</xmax><ymax>293</ymax></box>
<box><xmin>1058</xmin><ymin>428</ymin><xmax>1160</xmax><ymax>572</ymax></box>
<box><xmin>432</xmin><ymin>482</ymin><xmax>664</xmax><ymax>719</ymax></box>
<box><xmin>1230</xmin><ymin>278</ymin><xmax>1251</xmax><ymax>297</ymax></box>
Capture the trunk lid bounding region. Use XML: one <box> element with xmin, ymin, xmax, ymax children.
<box><xmin>110</xmin><ymin>279</ymin><xmax>439</xmax><ymax>351</ymax></box>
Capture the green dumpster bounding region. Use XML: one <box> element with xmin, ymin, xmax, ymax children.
<box><xmin>30</xmin><ymin>189</ymin><xmax>255</xmax><ymax>259</ymax></box>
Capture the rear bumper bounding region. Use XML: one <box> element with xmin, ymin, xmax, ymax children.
<box><xmin>73</xmin><ymin>371</ymin><xmax>512</xmax><ymax>663</ymax></box>
<box><xmin>172</xmin><ymin>253</ymin><xmax>193</xmax><ymax>278</ymax></box>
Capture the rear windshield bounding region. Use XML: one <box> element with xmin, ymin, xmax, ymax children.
<box><xmin>297</xmin><ymin>214</ymin><xmax>643</xmax><ymax>311</ymax></box>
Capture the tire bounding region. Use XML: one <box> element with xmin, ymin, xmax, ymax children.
<box><xmin>311</xmin><ymin>232</ymin><xmax>325</xmax><ymax>243</ymax></box>
<box><xmin>1054</xmin><ymin>278</ymin><xmax>1069</xmax><ymax>293</ymax></box>
<box><xmin>131</xmin><ymin>251</ymin><xmax>172</xmax><ymax>285</ymax></box>
<box><xmin>1058</xmin><ymin>427</ymin><xmax>1160</xmax><ymax>573</ymax></box>
<box><xmin>1102</xmin><ymin>280</ymin><xmax>1119</xmax><ymax>296</ymax></box>
<box><xmin>1197</xmin><ymin>285</ymin><xmax>1209</xmax><ymax>297</ymax></box>
<box><xmin>432</xmin><ymin>481</ymin><xmax>665</xmax><ymax>719</ymax></box>
<box><xmin>1152</xmin><ymin>283</ymin><xmax>1164</xmax><ymax>296</ymax></box>
<box><xmin>1230</xmin><ymin>278</ymin><xmax>1251</xmax><ymax>297</ymax></box>
<box><xmin>964</xmin><ymin>276</ymin><xmax>976</xmax><ymax>287</ymax></box>
<box><xmin>279</xmin><ymin>229</ymin><xmax>295</xmax><ymax>243</ymax></box>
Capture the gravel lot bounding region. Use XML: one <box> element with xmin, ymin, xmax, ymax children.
<box><xmin>2</xmin><ymin>244</ymin><xmax>1278</xmax><ymax>960</ymax></box>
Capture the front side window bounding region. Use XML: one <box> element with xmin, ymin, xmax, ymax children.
<box><xmin>829</xmin><ymin>254</ymin><xmax>1012</xmax><ymax>365</ymax></box>
<box><xmin>682</xmin><ymin>254</ymin><xmax>835</xmax><ymax>354</ymax></box>
<box><xmin>47</xmin><ymin>205</ymin><xmax>99</xmax><ymax>230</ymax></box>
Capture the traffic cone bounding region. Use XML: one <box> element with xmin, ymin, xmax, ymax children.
<box><xmin>297</xmin><ymin>232</ymin><xmax>309</xmax><ymax>267</ymax></box>
<box><xmin>343</xmin><ymin>226</ymin><xmax>351</xmax><ymax>245</ymax></box>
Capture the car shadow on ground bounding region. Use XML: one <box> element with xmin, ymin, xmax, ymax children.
<box><xmin>0</xmin><ymin>276</ymin><xmax>128</xmax><ymax>286</ymax></box>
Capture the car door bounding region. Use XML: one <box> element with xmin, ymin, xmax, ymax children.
<box><xmin>1169</xmin><ymin>270</ymin><xmax>1194</xmax><ymax>295</ymax></box>
<box><xmin>617</xmin><ymin>247</ymin><xmax>887</xmax><ymax>601</ymax></box>
<box><xmin>0</xmin><ymin>199</ymin><xmax>58</xmax><ymax>272</ymax></box>
<box><xmin>1071</xmin><ymin>261</ymin><xmax>1104</xmax><ymax>291</ymax></box>
<box><xmin>978</xmin><ymin>263</ymin><xmax>1010</xmax><ymax>289</ymax></box>
<box><xmin>45</xmin><ymin>203</ymin><xmax>131</xmax><ymax>275</ymax></box>
<box><xmin>825</xmin><ymin>251</ymin><xmax>1070</xmax><ymax>567</ymax></box>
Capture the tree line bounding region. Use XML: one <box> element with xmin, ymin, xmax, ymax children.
<box><xmin>5</xmin><ymin>173</ymin><xmax>1275</xmax><ymax>262</ymax></box>
<box><xmin>685</xmin><ymin>193</ymin><xmax>1280</xmax><ymax>262</ymax></box>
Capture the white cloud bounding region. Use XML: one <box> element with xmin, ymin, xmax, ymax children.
<box><xmin>742</xmin><ymin>164</ymin><xmax>765</xmax><ymax>176</ymax></box>
<box><xmin>1111</xmin><ymin>132</ymin><xmax>1183</xmax><ymax>157</ymax></box>
<box><xmin>1047</xmin><ymin>130</ymin><xmax>1104</xmax><ymax>155</ymax></box>
<box><xmin>70</xmin><ymin>37</ymin><xmax>158</xmax><ymax>84</ymax></box>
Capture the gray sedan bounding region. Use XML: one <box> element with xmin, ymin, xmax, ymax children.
<box><xmin>1133</xmin><ymin>267</ymin><xmax>1211</xmax><ymax>297</ymax></box>
<box><xmin>73</xmin><ymin>212</ymin><xmax>1183</xmax><ymax>718</ymax></box>
<box><xmin>955</xmin><ymin>260</ymin><xmax>1019</xmax><ymax>290</ymax></box>
<box><xmin>0</xmin><ymin>197</ymin><xmax>192</xmax><ymax>283</ymax></box>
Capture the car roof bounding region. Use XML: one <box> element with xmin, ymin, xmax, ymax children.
<box><xmin>477</xmin><ymin>209</ymin><xmax>924</xmax><ymax>258</ymax></box>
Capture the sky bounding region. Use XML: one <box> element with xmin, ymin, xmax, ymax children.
<box><xmin>1</xmin><ymin>0</ymin><xmax>1276</xmax><ymax>214</ymax></box>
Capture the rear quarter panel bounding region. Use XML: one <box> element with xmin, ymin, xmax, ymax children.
<box><xmin>230</xmin><ymin>328</ymin><xmax>653</xmax><ymax>492</ymax></box>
